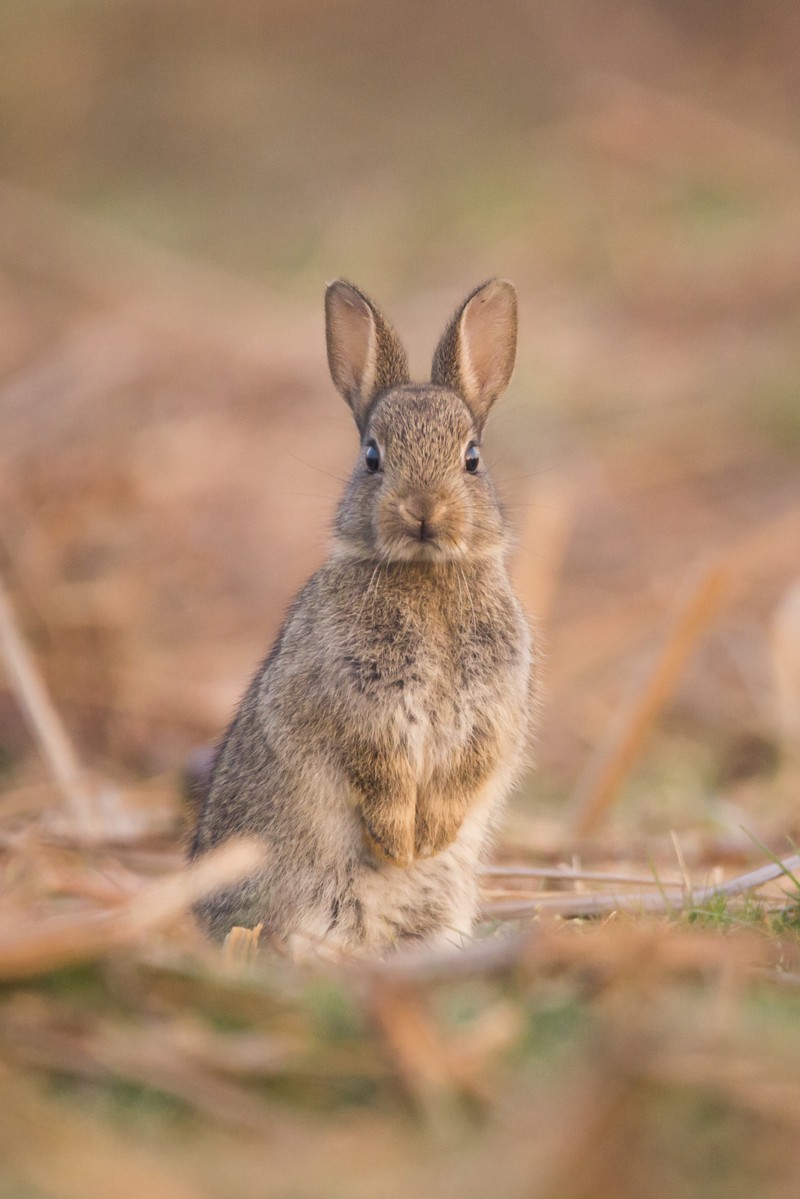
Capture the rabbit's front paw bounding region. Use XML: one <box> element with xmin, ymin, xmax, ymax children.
<box><xmin>360</xmin><ymin>808</ymin><xmax>415</xmax><ymax>868</ymax></box>
<box><xmin>414</xmin><ymin>800</ymin><xmax>461</xmax><ymax>859</ymax></box>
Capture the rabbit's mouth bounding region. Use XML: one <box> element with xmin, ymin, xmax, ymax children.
<box><xmin>375</xmin><ymin>496</ymin><xmax>469</xmax><ymax>562</ymax></box>
<box><xmin>379</xmin><ymin>527</ymin><xmax>470</xmax><ymax>563</ymax></box>
<box><xmin>381</xmin><ymin>534</ymin><xmax>468</xmax><ymax>563</ymax></box>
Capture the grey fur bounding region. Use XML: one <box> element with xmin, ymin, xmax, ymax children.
<box><xmin>191</xmin><ymin>280</ymin><xmax>536</xmax><ymax>953</ymax></box>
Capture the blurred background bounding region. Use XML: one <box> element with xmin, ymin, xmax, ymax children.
<box><xmin>1</xmin><ymin>0</ymin><xmax>798</xmax><ymax>849</ymax></box>
<box><xmin>2</xmin><ymin>4</ymin><xmax>800</xmax><ymax>1198</ymax></box>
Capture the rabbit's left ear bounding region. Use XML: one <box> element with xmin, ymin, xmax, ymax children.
<box><xmin>431</xmin><ymin>279</ymin><xmax>517</xmax><ymax>430</ymax></box>
<box><xmin>325</xmin><ymin>280</ymin><xmax>410</xmax><ymax>433</ymax></box>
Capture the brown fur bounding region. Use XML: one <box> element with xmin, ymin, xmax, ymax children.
<box><xmin>191</xmin><ymin>280</ymin><xmax>536</xmax><ymax>953</ymax></box>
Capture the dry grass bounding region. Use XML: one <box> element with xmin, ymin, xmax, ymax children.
<box><xmin>1</xmin><ymin>794</ymin><xmax>800</xmax><ymax>1198</ymax></box>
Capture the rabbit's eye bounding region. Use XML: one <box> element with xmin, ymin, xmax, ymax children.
<box><xmin>465</xmin><ymin>443</ymin><xmax>480</xmax><ymax>473</ymax></box>
<box><xmin>365</xmin><ymin>440</ymin><xmax>381</xmax><ymax>473</ymax></box>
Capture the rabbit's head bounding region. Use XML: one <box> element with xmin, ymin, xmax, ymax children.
<box><xmin>326</xmin><ymin>279</ymin><xmax>517</xmax><ymax>563</ymax></box>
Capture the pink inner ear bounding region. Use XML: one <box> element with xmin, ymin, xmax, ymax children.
<box><xmin>330</xmin><ymin>292</ymin><xmax>374</xmax><ymax>393</ymax></box>
<box><xmin>461</xmin><ymin>283</ymin><xmax>517</xmax><ymax>397</ymax></box>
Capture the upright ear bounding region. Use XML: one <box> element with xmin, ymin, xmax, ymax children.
<box><xmin>430</xmin><ymin>279</ymin><xmax>517</xmax><ymax>430</ymax></box>
<box><xmin>325</xmin><ymin>280</ymin><xmax>410</xmax><ymax>433</ymax></box>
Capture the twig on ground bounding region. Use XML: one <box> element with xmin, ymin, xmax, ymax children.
<box><xmin>366</xmin><ymin>979</ymin><xmax>486</xmax><ymax>1124</ymax></box>
<box><xmin>567</xmin><ymin>563</ymin><xmax>729</xmax><ymax>837</ymax></box>
<box><xmin>483</xmin><ymin>864</ymin><xmax>685</xmax><ymax>887</ymax></box>
<box><xmin>0</xmin><ymin>838</ymin><xmax>265</xmax><ymax>980</ymax></box>
<box><xmin>0</xmin><ymin>1017</ymin><xmax>278</xmax><ymax>1136</ymax></box>
<box><xmin>481</xmin><ymin>852</ymin><xmax>800</xmax><ymax>921</ymax></box>
<box><xmin>0</xmin><ymin>571</ymin><xmax>97</xmax><ymax>835</ymax></box>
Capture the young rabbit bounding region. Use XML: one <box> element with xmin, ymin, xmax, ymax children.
<box><xmin>190</xmin><ymin>279</ymin><xmax>536</xmax><ymax>952</ymax></box>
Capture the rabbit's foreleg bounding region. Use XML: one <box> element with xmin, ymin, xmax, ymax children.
<box><xmin>343</xmin><ymin>735</ymin><xmax>417</xmax><ymax>868</ymax></box>
<box><xmin>414</xmin><ymin>722</ymin><xmax>499</xmax><ymax>858</ymax></box>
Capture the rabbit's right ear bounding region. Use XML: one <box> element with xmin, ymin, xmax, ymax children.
<box><xmin>431</xmin><ymin>279</ymin><xmax>517</xmax><ymax>431</ymax></box>
<box><xmin>325</xmin><ymin>280</ymin><xmax>410</xmax><ymax>433</ymax></box>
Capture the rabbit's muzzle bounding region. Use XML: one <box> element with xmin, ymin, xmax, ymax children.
<box><xmin>379</xmin><ymin>492</ymin><xmax>468</xmax><ymax>561</ymax></box>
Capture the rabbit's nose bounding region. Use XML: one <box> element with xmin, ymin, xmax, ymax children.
<box><xmin>398</xmin><ymin>498</ymin><xmax>446</xmax><ymax>541</ymax></box>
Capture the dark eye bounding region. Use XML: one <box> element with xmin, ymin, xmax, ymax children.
<box><xmin>465</xmin><ymin>443</ymin><xmax>480</xmax><ymax>473</ymax></box>
<box><xmin>365</xmin><ymin>440</ymin><xmax>381</xmax><ymax>473</ymax></box>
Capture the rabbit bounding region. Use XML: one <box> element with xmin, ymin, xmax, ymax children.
<box><xmin>190</xmin><ymin>278</ymin><xmax>536</xmax><ymax>953</ymax></box>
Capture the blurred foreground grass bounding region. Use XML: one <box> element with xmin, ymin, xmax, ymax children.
<box><xmin>1</xmin><ymin>830</ymin><xmax>800</xmax><ymax>1199</ymax></box>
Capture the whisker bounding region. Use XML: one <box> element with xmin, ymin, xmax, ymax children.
<box><xmin>371</xmin><ymin>562</ymin><xmax>387</xmax><ymax>627</ymax></box>
<box><xmin>280</xmin><ymin>449</ymin><xmax>350</xmax><ymax>486</ymax></box>
<box><xmin>464</xmin><ymin>518</ymin><xmax>554</xmax><ymax>567</ymax></box>
<box><xmin>356</xmin><ymin>562</ymin><xmax>382</xmax><ymax>626</ymax></box>
<box><xmin>489</xmin><ymin>461</ymin><xmax>566</xmax><ymax>484</ymax></box>
<box><xmin>285</xmin><ymin>493</ymin><xmax>342</xmax><ymax>503</ymax></box>
<box><xmin>457</xmin><ymin>560</ymin><xmax>477</xmax><ymax>639</ymax></box>
<box><xmin>453</xmin><ymin>559</ymin><xmax>466</xmax><ymax>635</ymax></box>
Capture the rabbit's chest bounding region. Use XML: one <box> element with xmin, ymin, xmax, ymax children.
<box><xmin>347</xmin><ymin>601</ymin><xmax>524</xmax><ymax>775</ymax></box>
<box><xmin>396</xmin><ymin>684</ymin><xmax>469</xmax><ymax>781</ymax></box>
<box><xmin>402</xmin><ymin>645</ymin><xmax>515</xmax><ymax>762</ymax></box>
